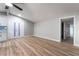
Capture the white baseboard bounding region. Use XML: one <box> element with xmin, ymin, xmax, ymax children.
<box><xmin>33</xmin><ymin>35</ymin><xmax>60</xmax><ymax>42</ymax></box>
<box><xmin>74</xmin><ymin>43</ymin><xmax>79</xmax><ymax>47</ymax></box>
<box><xmin>33</xmin><ymin>35</ymin><xmax>79</xmax><ymax>47</ymax></box>
<box><xmin>8</xmin><ymin>35</ymin><xmax>33</xmax><ymax>39</ymax></box>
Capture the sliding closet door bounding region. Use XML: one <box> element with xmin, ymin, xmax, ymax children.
<box><xmin>20</xmin><ymin>22</ymin><xmax>24</xmax><ymax>37</ymax></box>
<box><xmin>13</xmin><ymin>22</ymin><xmax>19</xmax><ymax>38</ymax></box>
<box><xmin>14</xmin><ymin>22</ymin><xmax>16</xmax><ymax>37</ymax></box>
<box><xmin>18</xmin><ymin>23</ymin><xmax>20</xmax><ymax>36</ymax></box>
<box><xmin>8</xmin><ymin>16</ymin><xmax>24</xmax><ymax>39</ymax></box>
<box><xmin>13</xmin><ymin>22</ymin><xmax>24</xmax><ymax>38</ymax></box>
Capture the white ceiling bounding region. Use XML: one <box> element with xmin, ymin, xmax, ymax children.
<box><xmin>0</xmin><ymin>3</ymin><xmax>79</xmax><ymax>22</ymax></box>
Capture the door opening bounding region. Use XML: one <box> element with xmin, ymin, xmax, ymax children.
<box><xmin>61</xmin><ymin>17</ymin><xmax>74</xmax><ymax>44</ymax></box>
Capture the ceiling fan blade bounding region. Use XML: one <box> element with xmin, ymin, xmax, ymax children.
<box><xmin>12</xmin><ymin>4</ymin><xmax>23</xmax><ymax>11</ymax></box>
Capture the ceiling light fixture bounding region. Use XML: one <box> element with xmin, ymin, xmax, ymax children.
<box><xmin>5</xmin><ymin>3</ymin><xmax>13</xmax><ymax>7</ymax></box>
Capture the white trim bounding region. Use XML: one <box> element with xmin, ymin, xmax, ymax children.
<box><xmin>59</xmin><ymin>16</ymin><xmax>75</xmax><ymax>20</ymax></box>
<box><xmin>73</xmin><ymin>16</ymin><xmax>76</xmax><ymax>46</ymax></box>
<box><xmin>74</xmin><ymin>44</ymin><xmax>79</xmax><ymax>47</ymax></box>
<box><xmin>33</xmin><ymin>35</ymin><xmax>60</xmax><ymax>42</ymax></box>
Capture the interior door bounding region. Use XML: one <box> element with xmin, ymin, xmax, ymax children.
<box><xmin>14</xmin><ymin>22</ymin><xmax>20</xmax><ymax>38</ymax></box>
<box><xmin>13</xmin><ymin>22</ymin><xmax>24</xmax><ymax>38</ymax></box>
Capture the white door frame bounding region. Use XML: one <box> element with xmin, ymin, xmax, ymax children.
<box><xmin>59</xmin><ymin>16</ymin><xmax>75</xmax><ymax>45</ymax></box>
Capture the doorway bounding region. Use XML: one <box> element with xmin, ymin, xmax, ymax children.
<box><xmin>61</xmin><ymin>17</ymin><xmax>74</xmax><ymax>44</ymax></box>
<box><xmin>13</xmin><ymin>22</ymin><xmax>24</xmax><ymax>38</ymax></box>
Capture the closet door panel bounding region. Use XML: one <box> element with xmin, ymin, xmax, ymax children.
<box><xmin>20</xmin><ymin>22</ymin><xmax>24</xmax><ymax>37</ymax></box>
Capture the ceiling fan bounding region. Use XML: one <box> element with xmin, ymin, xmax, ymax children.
<box><xmin>5</xmin><ymin>3</ymin><xmax>23</xmax><ymax>11</ymax></box>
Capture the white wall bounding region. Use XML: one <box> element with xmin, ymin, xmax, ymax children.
<box><xmin>8</xmin><ymin>15</ymin><xmax>25</xmax><ymax>39</ymax></box>
<box><xmin>34</xmin><ymin>15</ymin><xmax>79</xmax><ymax>47</ymax></box>
<box><xmin>0</xmin><ymin>14</ymin><xmax>34</xmax><ymax>41</ymax></box>
<box><xmin>0</xmin><ymin>14</ymin><xmax>8</xmax><ymax>26</ymax></box>
<box><xmin>24</xmin><ymin>20</ymin><xmax>34</xmax><ymax>35</ymax></box>
<box><xmin>34</xmin><ymin>18</ymin><xmax>60</xmax><ymax>42</ymax></box>
<box><xmin>8</xmin><ymin>15</ymin><xmax>34</xmax><ymax>39</ymax></box>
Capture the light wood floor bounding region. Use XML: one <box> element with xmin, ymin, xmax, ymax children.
<box><xmin>0</xmin><ymin>36</ymin><xmax>79</xmax><ymax>56</ymax></box>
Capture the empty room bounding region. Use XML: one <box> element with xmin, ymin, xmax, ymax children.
<box><xmin>0</xmin><ymin>3</ymin><xmax>79</xmax><ymax>56</ymax></box>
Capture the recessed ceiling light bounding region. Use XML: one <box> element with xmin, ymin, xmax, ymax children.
<box><xmin>5</xmin><ymin>3</ymin><xmax>13</xmax><ymax>7</ymax></box>
<box><xmin>18</xmin><ymin>14</ymin><xmax>21</xmax><ymax>17</ymax></box>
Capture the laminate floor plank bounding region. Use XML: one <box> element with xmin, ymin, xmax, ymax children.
<box><xmin>0</xmin><ymin>36</ymin><xmax>79</xmax><ymax>56</ymax></box>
